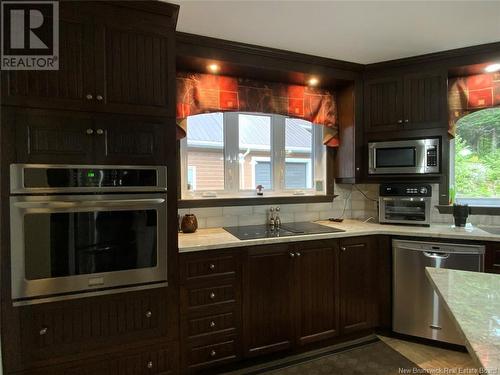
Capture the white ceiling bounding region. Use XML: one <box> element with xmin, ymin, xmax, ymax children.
<box><xmin>170</xmin><ymin>0</ymin><xmax>500</xmax><ymax>64</ymax></box>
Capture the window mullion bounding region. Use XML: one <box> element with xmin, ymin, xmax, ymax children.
<box><xmin>273</xmin><ymin>115</ymin><xmax>285</xmax><ymax>193</ymax></box>
<box><xmin>224</xmin><ymin>112</ymin><xmax>238</xmax><ymax>194</ymax></box>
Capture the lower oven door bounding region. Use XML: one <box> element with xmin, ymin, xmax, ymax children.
<box><xmin>10</xmin><ymin>193</ymin><xmax>167</xmax><ymax>302</ymax></box>
<box><xmin>379</xmin><ymin>197</ymin><xmax>430</xmax><ymax>225</ymax></box>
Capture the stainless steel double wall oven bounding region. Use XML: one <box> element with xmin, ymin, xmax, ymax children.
<box><xmin>10</xmin><ymin>164</ymin><xmax>168</xmax><ymax>305</ymax></box>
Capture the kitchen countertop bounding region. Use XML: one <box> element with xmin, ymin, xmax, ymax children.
<box><xmin>425</xmin><ymin>268</ymin><xmax>500</xmax><ymax>374</ymax></box>
<box><xmin>178</xmin><ymin>219</ymin><xmax>500</xmax><ymax>252</ymax></box>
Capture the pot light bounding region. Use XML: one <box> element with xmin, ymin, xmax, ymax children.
<box><xmin>485</xmin><ymin>63</ymin><xmax>500</xmax><ymax>73</ymax></box>
<box><xmin>207</xmin><ymin>63</ymin><xmax>220</xmax><ymax>73</ymax></box>
<box><xmin>308</xmin><ymin>77</ymin><xmax>319</xmax><ymax>86</ymax></box>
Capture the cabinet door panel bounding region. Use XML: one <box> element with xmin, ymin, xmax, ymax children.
<box><xmin>94</xmin><ymin>116</ymin><xmax>166</xmax><ymax>165</ymax></box>
<box><xmin>296</xmin><ymin>243</ymin><xmax>339</xmax><ymax>346</ymax></box>
<box><xmin>99</xmin><ymin>26</ymin><xmax>173</xmax><ymax>116</ymax></box>
<box><xmin>339</xmin><ymin>237</ymin><xmax>378</xmax><ymax>334</ymax></box>
<box><xmin>404</xmin><ymin>71</ymin><xmax>446</xmax><ymax>129</ymax></box>
<box><xmin>1</xmin><ymin>11</ymin><xmax>95</xmax><ymax>109</ymax></box>
<box><xmin>364</xmin><ymin>77</ymin><xmax>404</xmax><ymax>132</ymax></box>
<box><xmin>243</xmin><ymin>246</ymin><xmax>294</xmax><ymax>357</ymax></box>
<box><xmin>15</xmin><ymin>110</ymin><xmax>94</xmax><ymax>164</ymax></box>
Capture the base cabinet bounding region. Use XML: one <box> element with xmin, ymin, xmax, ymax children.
<box><xmin>19</xmin><ymin>343</ymin><xmax>179</xmax><ymax>375</ymax></box>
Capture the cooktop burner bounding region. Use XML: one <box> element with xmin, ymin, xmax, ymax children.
<box><xmin>223</xmin><ymin>222</ymin><xmax>344</xmax><ymax>240</ymax></box>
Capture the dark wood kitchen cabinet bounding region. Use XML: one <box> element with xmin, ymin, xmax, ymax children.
<box><xmin>364</xmin><ymin>70</ymin><xmax>447</xmax><ymax>133</ymax></box>
<box><xmin>243</xmin><ymin>244</ymin><xmax>295</xmax><ymax>357</ymax></box>
<box><xmin>13</xmin><ymin>109</ymin><xmax>167</xmax><ymax>165</ymax></box>
<box><xmin>20</xmin><ymin>343</ymin><xmax>179</xmax><ymax>375</ymax></box>
<box><xmin>339</xmin><ymin>236</ymin><xmax>379</xmax><ymax>334</ymax></box>
<box><xmin>294</xmin><ymin>241</ymin><xmax>339</xmax><ymax>346</ymax></box>
<box><xmin>243</xmin><ymin>240</ymin><xmax>339</xmax><ymax>356</ymax></box>
<box><xmin>485</xmin><ymin>242</ymin><xmax>500</xmax><ymax>274</ymax></box>
<box><xmin>1</xmin><ymin>1</ymin><xmax>177</xmax><ymax>117</ymax></box>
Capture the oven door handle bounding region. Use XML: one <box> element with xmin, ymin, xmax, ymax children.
<box><xmin>14</xmin><ymin>198</ymin><xmax>166</xmax><ymax>209</ymax></box>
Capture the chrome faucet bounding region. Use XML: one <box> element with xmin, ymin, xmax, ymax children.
<box><xmin>275</xmin><ymin>206</ymin><xmax>281</xmax><ymax>229</ymax></box>
<box><xmin>269</xmin><ymin>207</ymin><xmax>275</xmax><ymax>230</ymax></box>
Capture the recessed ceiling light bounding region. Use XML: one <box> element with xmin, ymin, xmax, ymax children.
<box><xmin>308</xmin><ymin>77</ymin><xmax>319</xmax><ymax>86</ymax></box>
<box><xmin>485</xmin><ymin>63</ymin><xmax>500</xmax><ymax>73</ymax></box>
<box><xmin>207</xmin><ymin>63</ymin><xmax>220</xmax><ymax>73</ymax></box>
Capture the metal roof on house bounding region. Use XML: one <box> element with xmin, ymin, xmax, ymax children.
<box><xmin>187</xmin><ymin>113</ymin><xmax>313</xmax><ymax>150</ymax></box>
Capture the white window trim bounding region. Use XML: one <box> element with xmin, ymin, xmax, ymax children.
<box><xmin>180</xmin><ymin>112</ymin><xmax>326</xmax><ymax>199</ymax></box>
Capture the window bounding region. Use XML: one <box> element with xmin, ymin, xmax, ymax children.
<box><xmin>181</xmin><ymin>112</ymin><xmax>326</xmax><ymax>198</ymax></box>
<box><xmin>450</xmin><ymin>107</ymin><xmax>500</xmax><ymax>206</ymax></box>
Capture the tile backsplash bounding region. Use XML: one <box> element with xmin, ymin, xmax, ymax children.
<box><xmin>178</xmin><ymin>184</ymin><xmax>380</xmax><ymax>229</ymax></box>
<box><xmin>179</xmin><ymin>182</ymin><xmax>500</xmax><ymax>229</ymax></box>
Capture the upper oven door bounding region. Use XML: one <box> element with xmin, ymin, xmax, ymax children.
<box><xmin>368</xmin><ymin>139</ymin><xmax>433</xmax><ymax>175</ymax></box>
<box><xmin>10</xmin><ymin>193</ymin><xmax>167</xmax><ymax>301</ymax></box>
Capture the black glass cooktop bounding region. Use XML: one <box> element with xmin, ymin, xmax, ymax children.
<box><xmin>223</xmin><ymin>222</ymin><xmax>344</xmax><ymax>240</ymax></box>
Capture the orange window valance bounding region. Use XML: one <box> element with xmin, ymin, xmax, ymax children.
<box><xmin>448</xmin><ymin>72</ymin><xmax>500</xmax><ymax>136</ymax></box>
<box><xmin>176</xmin><ymin>72</ymin><xmax>339</xmax><ymax>147</ymax></box>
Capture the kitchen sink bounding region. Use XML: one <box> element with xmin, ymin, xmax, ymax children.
<box><xmin>478</xmin><ymin>226</ymin><xmax>500</xmax><ymax>235</ymax></box>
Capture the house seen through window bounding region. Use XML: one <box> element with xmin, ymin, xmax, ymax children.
<box><xmin>451</xmin><ymin>107</ymin><xmax>500</xmax><ymax>206</ymax></box>
<box><xmin>181</xmin><ymin>112</ymin><xmax>325</xmax><ymax>198</ymax></box>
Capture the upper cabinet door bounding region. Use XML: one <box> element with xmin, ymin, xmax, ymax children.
<box><xmin>93</xmin><ymin>115</ymin><xmax>166</xmax><ymax>165</ymax></box>
<box><xmin>295</xmin><ymin>242</ymin><xmax>339</xmax><ymax>346</ymax></box>
<box><xmin>364</xmin><ymin>77</ymin><xmax>404</xmax><ymax>132</ymax></box>
<box><xmin>14</xmin><ymin>110</ymin><xmax>95</xmax><ymax>164</ymax></box>
<box><xmin>403</xmin><ymin>71</ymin><xmax>447</xmax><ymax>130</ymax></box>
<box><xmin>92</xmin><ymin>7</ymin><xmax>175</xmax><ymax>117</ymax></box>
<box><xmin>1</xmin><ymin>7</ymin><xmax>96</xmax><ymax>110</ymax></box>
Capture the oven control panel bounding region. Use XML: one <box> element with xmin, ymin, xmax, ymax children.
<box><xmin>380</xmin><ymin>183</ymin><xmax>432</xmax><ymax>197</ymax></box>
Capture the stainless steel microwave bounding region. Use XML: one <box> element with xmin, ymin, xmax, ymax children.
<box><xmin>368</xmin><ymin>138</ymin><xmax>439</xmax><ymax>175</ymax></box>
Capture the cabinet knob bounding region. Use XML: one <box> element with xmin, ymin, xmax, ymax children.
<box><xmin>145</xmin><ymin>310</ymin><xmax>152</xmax><ymax>318</ymax></box>
<box><xmin>96</xmin><ymin>94</ymin><xmax>104</xmax><ymax>101</ymax></box>
<box><xmin>96</xmin><ymin>128</ymin><xmax>104</xmax><ymax>135</ymax></box>
<box><xmin>209</xmin><ymin>263</ymin><xmax>216</xmax><ymax>271</ymax></box>
<box><xmin>341</xmin><ymin>246</ymin><xmax>347</xmax><ymax>252</ymax></box>
<box><xmin>356</xmin><ymin>167</ymin><xmax>360</xmax><ymax>171</ymax></box>
<box><xmin>397</xmin><ymin>119</ymin><xmax>403</xmax><ymax>124</ymax></box>
<box><xmin>295</xmin><ymin>252</ymin><xmax>301</xmax><ymax>257</ymax></box>
<box><xmin>39</xmin><ymin>327</ymin><xmax>48</xmax><ymax>336</ymax></box>
<box><xmin>210</xmin><ymin>350</ymin><xmax>217</xmax><ymax>357</ymax></box>
<box><xmin>404</xmin><ymin>119</ymin><xmax>409</xmax><ymax>123</ymax></box>
<box><xmin>209</xmin><ymin>320</ymin><xmax>216</xmax><ymax>328</ymax></box>
<box><xmin>85</xmin><ymin>94</ymin><xmax>93</xmax><ymax>100</ymax></box>
<box><xmin>209</xmin><ymin>292</ymin><xmax>216</xmax><ymax>299</ymax></box>
<box><xmin>289</xmin><ymin>252</ymin><xmax>295</xmax><ymax>258</ymax></box>
<box><xmin>86</xmin><ymin>128</ymin><xmax>94</xmax><ymax>135</ymax></box>
<box><xmin>146</xmin><ymin>361</ymin><xmax>153</xmax><ymax>369</ymax></box>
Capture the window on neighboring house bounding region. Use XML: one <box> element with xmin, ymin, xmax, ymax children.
<box><xmin>180</xmin><ymin>112</ymin><xmax>326</xmax><ymax>198</ymax></box>
<box><xmin>450</xmin><ymin>107</ymin><xmax>500</xmax><ymax>206</ymax></box>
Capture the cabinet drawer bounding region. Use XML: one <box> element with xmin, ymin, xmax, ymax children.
<box><xmin>182</xmin><ymin>254</ymin><xmax>237</xmax><ymax>283</ymax></box>
<box><xmin>187</xmin><ymin>338</ymin><xmax>237</xmax><ymax>370</ymax></box>
<box><xmin>187</xmin><ymin>311</ymin><xmax>236</xmax><ymax>339</ymax></box>
<box><xmin>186</xmin><ymin>283</ymin><xmax>236</xmax><ymax>310</ymax></box>
<box><xmin>19</xmin><ymin>288</ymin><xmax>168</xmax><ymax>362</ymax></box>
<box><xmin>20</xmin><ymin>342</ymin><xmax>178</xmax><ymax>375</ymax></box>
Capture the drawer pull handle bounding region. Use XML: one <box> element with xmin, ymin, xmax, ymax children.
<box><xmin>39</xmin><ymin>327</ymin><xmax>48</xmax><ymax>336</ymax></box>
<box><xmin>147</xmin><ymin>361</ymin><xmax>153</xmax><ymax>369</ymax></box>
<box><xmin>86</xmin><ymin>93</ymin><xmax>93</xmax><ymax>100</ymax></box>
<box><xmin>295</xmin><ymin>252</ymin><xmax>301</xmax><ymax>257</ymax></box>
<box><xmin>209</xmin><ymin>320</ymin><xmax>216</xmax><ymax>328</ymax></box>
<box><xmin>86</xmin><ymin>128</ymin><xmax>94</xmax><ymax>135</ymax></box>
<box><xmin>96</xmin><ymin>128</ymin><xmax>104</xmax><ymax>135</ymax></box>
<box><xmin>289</xmin><ymin>252</ymin><xmax>295</xmax><ymax>258</ymax></box>
<box><xmin>145</xmin><ymin>310</ymin><xmax>152</xmax><ymax>318</ymax></box>
<box><xmin>96</xmin><ymin>94</ymin><xmax>104</xmax><ymax>101</ymax></box>
<box><xmin>210</xmin><ymin>350</ymin><xmax>217</xmax><ymax>357</ymax></box>
<box><xmin>209</xmin><ymin>263</ymin><xmax>216</xmax><ymax>271</ymax></box>
<box><xmin>341</xmin><ymin>246</ymin><xmax>346</xmax><ymax>251</ymax></box>
<box><xmin>209</xmin><ymin>292</ymin><xmax>216</xmax><ymax>299</ymax></box>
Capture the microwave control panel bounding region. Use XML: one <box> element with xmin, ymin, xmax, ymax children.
<box><xmin>426</xmin><ymin>146</ymin><xmax>438</xmax><ymax>167</ymax></box>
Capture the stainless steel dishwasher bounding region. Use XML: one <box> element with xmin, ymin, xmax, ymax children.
<box><xmin>392</xmin><ymin>239</ymin><xmax>484</xmax><ymax>345</ymax></box>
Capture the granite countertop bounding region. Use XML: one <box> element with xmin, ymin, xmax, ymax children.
<box><xmin>178</xmin><ymin>219</ymin><xmax>500</xmax><ymax>252</ymax></box>
<box><xmin>426</xmin><ymin>268</ymin><xmax>500</xmax><ymax>374</ymax></box>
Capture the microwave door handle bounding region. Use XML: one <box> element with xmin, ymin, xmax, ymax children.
<box><xmin>14</xmin><ymin>198</ymin><xmax>166</xmax><ymax>209</ymax></box>
<box><xmin>371</xmin><ymin>147</ymin><xmax>377</xmax><ymax>172</ymax></box>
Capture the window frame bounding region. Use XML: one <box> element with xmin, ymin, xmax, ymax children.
<box><xmin>180</xmin><ymin>111</ymin><xmax>326</xmax><ymax>200</ymax></box>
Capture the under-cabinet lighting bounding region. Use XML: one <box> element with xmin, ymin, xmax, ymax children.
<box><xmin>485</xmin><ymin>63</ymin><xmax>500</xmax><ymax>73</ymax></box>
<box><xmin>207</xmin><ymin>64</ymin><xmax>220</xmax><ymax>73</ymax></box>
<box><xmin>308</xmin><ymin>77</ymin><xmax>319</xmax><ymax>86</ymax></box>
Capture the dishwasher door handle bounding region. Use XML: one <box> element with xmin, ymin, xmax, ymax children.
<box><xmin>423</xmin><ymin>251</ymin><xmax>450</xmax><ymax>259</ymax></box>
